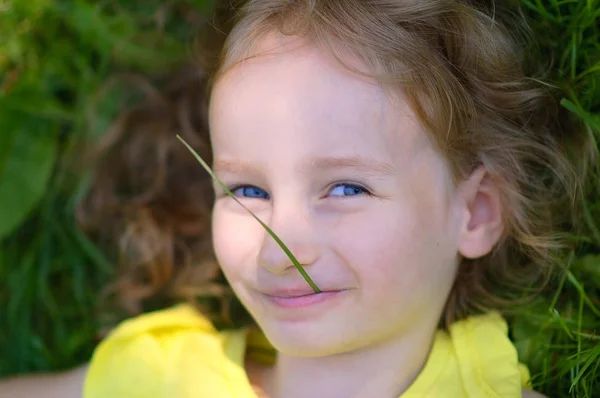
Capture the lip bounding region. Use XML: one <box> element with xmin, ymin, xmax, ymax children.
<box><xmin>261</xmin><ymin>289</ymin><xmax>348</xmax><ymax>309</ymax></box>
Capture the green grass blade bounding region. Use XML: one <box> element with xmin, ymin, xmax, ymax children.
<box><xmin>176</xmin><ymin>135</ymin><xmax>321</xmax><ymax>293</ymax></box>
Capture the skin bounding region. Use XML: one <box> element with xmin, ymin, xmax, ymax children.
<box><xmin>0</xmin><ymin>365</ymin><xmax>87</xmax><ymax>398</ymax></box>
<box><xmin>209</xmin><ymin>34</ymin><xmax>506</xmax><ymax>398</ymax></box>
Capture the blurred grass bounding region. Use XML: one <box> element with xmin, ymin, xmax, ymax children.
<box><xmin>0</xmin><ymin>0</ymin><xmax>598</xmax><ymax>396</ymax></box>
<box><xmin>0</xmin><ymin>0</ymin><xmax>214</xmax><ymax>374</ymax></box>
<box><xmin>506</xmin><ymin>1</ymin><xmax>600</xmax><ymax>397</ymax></box>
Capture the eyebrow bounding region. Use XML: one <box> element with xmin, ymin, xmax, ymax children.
<box><xmin>213</xmin><ymin>156</ymin><xmax>396</xmax><ymax>177</ymax></box>
<box><xmin>213</xmin><ymin>159</ymin><xmax>258</xmax><ymax>174</ymax></box>
<box><xmin>303</xmin><ymin>156</ymin><xmax>396</xmax><ymax>177</ymax></box>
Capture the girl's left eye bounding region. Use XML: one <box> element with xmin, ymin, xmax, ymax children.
<box><xmin>232</xmin><ymin>185</ymin><xmax>271</xmax><ymax>200</ymax></box>
<box><xmin>328</xmin><ymin>183</ymin><xmax>369</xmax><ymax>197</ymax></box>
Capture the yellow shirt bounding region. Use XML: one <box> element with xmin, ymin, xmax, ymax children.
<box><xmin>84</xmin><ymin>304</ymin><xmax>530</xmax><ymax>397</ymax></box>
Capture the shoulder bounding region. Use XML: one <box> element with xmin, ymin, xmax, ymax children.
<box><xmin>448</xmin><ymin>312</ymin><xmax>532</xmax><ymax>396</ymax></box>
<box><xmin>99</xmin><ymin>304</ymin><xmax>216</xmax><ymax>342</ymax></box>
<box><xmin>522</xmin><ymin>389</ymin><xmax>547</xmax><ymax>398</ymax></box>
<box><xmin>83</xmin><ymin>304</ymin><xmax>223</xmax><ymax>398</ymax></box>
<box><xmin>0</xmin><ymin>365</ymin><xmax>88</xmax><ymax>398</ymax></box>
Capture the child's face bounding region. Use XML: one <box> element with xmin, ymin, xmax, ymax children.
<box><xmin>209</xmin><ymin>38</ymin><xmax>466</xmax><ymax>356</ymax></box>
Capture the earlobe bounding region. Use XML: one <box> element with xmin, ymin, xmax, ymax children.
<box><xmin>457</xmin><ymin>167</ymin><xmax>504</xmax><ymax>259</ymax></box>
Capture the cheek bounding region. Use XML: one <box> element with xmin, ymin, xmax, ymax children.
<box><xmin>327</xmin><ymin>205</ymin><xmax>417</xmax><ymax>280</ymax></box>
<box><xmin>212</xmin><ymin>206</ymin><xmax>258</xmax><ymax>280</ymax></box>
<box><xmin>329</xmin><ymin>196</ymin><xmax>455</xmax><ymax>296</ymax></box>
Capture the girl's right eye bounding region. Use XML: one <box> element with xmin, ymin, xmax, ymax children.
<box><xmin>232</xmin><ymin>185</ymin><xmax>271</xmax><ymax>200</ymax></box>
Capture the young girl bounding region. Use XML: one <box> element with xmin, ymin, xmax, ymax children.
<box><xmin>1</xmin><ymin>0</ymin><xmax>584</xmax><ymax>397</ymax></box>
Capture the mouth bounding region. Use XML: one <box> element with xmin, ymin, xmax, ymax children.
<box><xmin>260</xmin><ymin>289</ymin><xmax>348</xmax><ymax>309</ymax></box>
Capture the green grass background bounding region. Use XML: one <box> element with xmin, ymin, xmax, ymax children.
<box><xmin>0</xmin><ymin>0</ymin><xmax>598</xmax><ymax>396</ymax></box>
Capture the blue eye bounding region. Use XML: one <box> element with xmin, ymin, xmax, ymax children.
<box><xmin>329</xmin><ymin>183</ymin><xmax>367</xmax><ymax>197</ymax></box>
<box><xmin>232</xmin><ymin>185</ymin><xmax>270</xmax><ymax>199</ymax></box>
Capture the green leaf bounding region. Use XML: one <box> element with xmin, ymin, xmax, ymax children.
<box><xmin>176</xmin><ymin>135</ymin><xmax>321</xmax><ymax>293</ymax></box>
<box><xmin>561</xmin><ymin>98</ymin><xmax>600</xmax><ymax>131</ymax></box>
<box><xmin>575</xmin><ymin>254</ymin><xmax>600</xmax><ymax>287</ymax></box>
<box><xmin>58</xmin><ymin>1</ymin><xmax>185</xmax><ymax>73</ymax></box>
<box><xmin>0</xmin><ymin>121</ymin><xmax>58</xmax><ymax>240</ymax></box>
<box><xmin>189</xmin><ymin>0</ymin><xmax>217</xmax><ymax>13</ymax></box>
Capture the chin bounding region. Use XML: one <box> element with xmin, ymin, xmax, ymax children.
<box><xmin>259</xmin><ymin>318</ymin><xmax>359</xmax><ymax>357</ymax></box>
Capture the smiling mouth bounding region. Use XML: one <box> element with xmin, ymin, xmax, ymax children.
<box><xmin>261</xmin><ymin>289</ymin><xmax>348</xmax><ymax>309</ymax></box>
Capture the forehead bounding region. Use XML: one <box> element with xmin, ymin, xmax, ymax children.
<box><xmin>209</xmin><ymin>36</ymin><xmax>431</xmax><ymax>163</ymax></box>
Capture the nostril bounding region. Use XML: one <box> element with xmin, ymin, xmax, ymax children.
<box><xmin>257</xmin><ymin>233</ymin><xmax>319</xmax><ymax>276</ymax></box>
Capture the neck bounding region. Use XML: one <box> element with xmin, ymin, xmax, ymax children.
<box><xmin>259</xmin><ymin>325</ymin><xmax>437</xmax><ymax>398</ymax></box>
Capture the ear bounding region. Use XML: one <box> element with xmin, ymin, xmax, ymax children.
<box><xmin>457</xmin><ymin>166</ymin><xmax>504</xmax><ymax>259</ymax></box>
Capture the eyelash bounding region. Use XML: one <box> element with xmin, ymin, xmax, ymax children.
<box><xmin>327</xmin><ymin>182</ymin><xmax>372</xmax><ymax>198</ymax></box>
<box><xmin>223</xmin><ymin>182</ymin><xmax>372</xmax><ymax>199</ymax></box>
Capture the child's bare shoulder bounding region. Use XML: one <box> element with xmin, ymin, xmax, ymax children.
<box><xmin>522</xmin><ymin>389</ymin><xmax>547</xmax><ymax>398</ymax></box>
<box><xmin>0</xmin><ymin>365</ymin><xmax>87</xmax><ymax>398</ymax></box>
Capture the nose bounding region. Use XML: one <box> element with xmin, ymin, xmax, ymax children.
<box><xmin>257</xmin><ymin>203</ymin><xmax>320</xmax><ymax>275</ymax></box>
